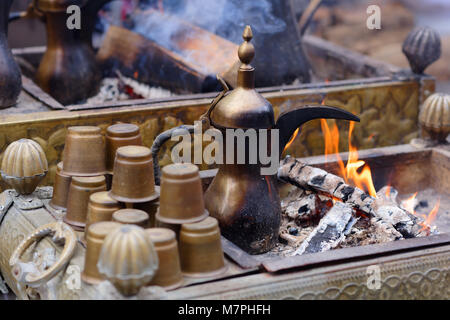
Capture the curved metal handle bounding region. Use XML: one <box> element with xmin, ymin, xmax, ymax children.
<box><xmin>151</xmin><ymin>125</ymin><xmax>195</xmax><ymax>185</ymax></box>
<box><xmin>9</xmin><ymin>221</ymin><xmax>77</xmax><ymax>287</ymax></box>
<box><xmin>275</xmin><ymin>105</ymin><xmax>360</xmax><ymax>156</ymax></box>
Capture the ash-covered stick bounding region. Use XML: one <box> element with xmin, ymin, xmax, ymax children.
<box><xmin>293</xmin><ymin>202</ymin><xmax>357</xmax><ymax>255</ymax></box>
<box><xmin>278</xmin><ymin>156</ymin><xmax>376</xmax><ymax>216</ymax></box>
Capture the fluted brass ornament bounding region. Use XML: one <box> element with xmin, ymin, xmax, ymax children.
<box><xmin>402</xmin><ymin>26</ymin><xmax>441</xmax><ymax>74</ymax></box>
<box><xmin>97</xmin><ymin>224</ymin><xmax>159</xmax><ymax>296</ymax></box>
<box><xmin>0</xmin><ymin>139</ymin><xmax>48</xmax><ymax>194</ymax></box>
<box><xmin>419</xmin><ymin>93</ymin><xmax>450</xmax><ymax>142</ymax></box>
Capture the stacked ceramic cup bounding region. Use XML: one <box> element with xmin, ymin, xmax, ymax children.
<box><xmin>108</xmin><ymin>145</ymin><xmax>159</xmax><ymax>226</ymax></box>
<box><xmin>60</xmin><ymin>126</ymin><xmax>108</xmax><ymax>230</ymax></box>
<box><xmin>154</xmin><ymin>163</ymin><xmax>227</xmax><ymax>280</ymax></box>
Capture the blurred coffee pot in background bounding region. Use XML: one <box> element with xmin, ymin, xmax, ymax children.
<box><xmin>0</xmin><ymin>0</ymin><xmax>22</xmax><ymax>108</ymax></box>
<box><xmin>34</xmin><ymin>0</ymin><xmax>101</xmax><ymax>105</ymax></box>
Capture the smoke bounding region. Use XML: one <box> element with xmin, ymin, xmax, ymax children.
<box><xmin>101</xmin><ymin>0</ymin><xmax>287</xmax><ymax>47</ymax></box>
<box><xmin>163</xmin><ymin>0</ymin><xmax>287</xmax><ymax>43</ymax></box>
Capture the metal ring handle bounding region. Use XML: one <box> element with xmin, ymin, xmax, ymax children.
<box><xmin>9</xmin><ymin>221</ymin><xmax>77</xmax><ymax>287</ymax></box>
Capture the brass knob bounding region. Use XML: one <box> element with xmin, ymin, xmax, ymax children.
<box><xmin>238</xmin><ymin>25</ymin><xmax>255</xmax><ymax>66</ymax></box>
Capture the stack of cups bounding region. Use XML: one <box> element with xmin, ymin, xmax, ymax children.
<box><xmin>155</xmin><ymin>163</ymin><xmax>226</xmax><ymax>278</ymax></box>
<box><xmin>109</xmin><ymin>145</ymin><xmax>160</xmax><ymax>227</ymax></box>
<box><xmin>105</xmin><ymin>123</ymin><xmax>143</xmax><ymax>188</ymax></box>
<box><xmin>84</xmin><ymin>123</ymin><xmax>145</xmax><ymax>237</ymax></box>
<box><xmin>61</xmin><ymin>126</ymin><xmax>107</xmax><ymax>230</ymax></box>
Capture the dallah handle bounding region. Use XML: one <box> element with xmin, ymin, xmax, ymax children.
<box><xmin>9</xmin><ymin>221</ymin><xmax>77</xmax><ymax>287</ymax></box>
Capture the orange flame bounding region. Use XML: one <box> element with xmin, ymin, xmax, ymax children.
<box><xmin>385</xmin><ymin>185</ymin><xmax>392</xmax><ymax>197</ymax></box>
<box><xmin>419</xmin><ymin>199</ymin><xmax>440</xmax><ymax>232</ymax></box>
<box><xmin>283</xmin><ymin>127</ymin><xmax>300</xmax><ymax>154</ymax></box>
<box><xmin>402</xmin><ymin>192</ymin><xmax>418</xmax><ymax>214</ymax></box>
<box><xmin>133</xmin><ymin>71</ymin><xmax>139</xmax><ymax>79</ymax></box>
<box><xmin>320</xmin><ymin>120</ymin><xmax>376</xmax><ymax>197</ymax></box>
<box><xmin>402</xmin><ymin>193</ymin><xmax>440</xmax><ymax>233</ymax></box>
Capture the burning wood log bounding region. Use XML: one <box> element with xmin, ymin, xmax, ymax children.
<box><xmin>374</xmin><ymin>186</ymin><xmax>424</xmax><ymax>238</ymax></box>
<box><xmin>97</xmin><ymin>10</ymin><xmax>239</xmax><ymax>94</ymax></box>
<box><xmin>278</xmin><ymin>156</ymin><xmax>376</xmax><ymax>216</ymax></box>
<box><xmin>293</xmin><ymin>202</ymin><xmax>357</xmax><ymax>255</ymax></box>
<box><xmin>278</xmin><ymin>157</ymin><xmax>426</xmax><ymax>239</ymax></box>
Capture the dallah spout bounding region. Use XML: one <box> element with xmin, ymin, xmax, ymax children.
<box><xmin>275</xmin><ymin>105</ymin><xmax>360</xmax><ymax>155</ymax></box>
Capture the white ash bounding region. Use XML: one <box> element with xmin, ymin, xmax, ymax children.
<box><xmin>86</xmin><ymin>78</ymin><xmax>129</xmax><ymax>104</ymax></box>
<box><xmin>118</xmin><ymin>75</ymin><xmax>174</xmax><ymax>99</ymax></box>
<box><xmin>293</xmin><ymin>202</ymin><xmax>356</xmax><ymax>255</ymax></box>
<box><xmin>86</xmin><ymin>77</ymin><xmax>174</xmax><ymax>104</ymax></box>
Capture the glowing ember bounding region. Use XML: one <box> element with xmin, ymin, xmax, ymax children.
<box><xmin>320</xmin><ymin>120</ymin><xmax>377</xmax><ymax>197</ymax></box>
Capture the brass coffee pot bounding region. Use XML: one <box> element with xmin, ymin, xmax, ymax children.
<box><xmin>0</xmin><ymin>0</ymin><xmax>22</xmax><ymax>108</ymax></box>
<box><xmin>34</xmin><ymin>0</ymin><xmax>101</xmax><ymax>105</ymax></box>
<box><xmin>202</xmin><ymin>26</ymin><xmax>360</xmax><ymax>254</ymax></box>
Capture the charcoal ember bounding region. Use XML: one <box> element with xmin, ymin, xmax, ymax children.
<box><xmin>293</xmin><ymin>202</ymin><xmax>357</xmax><ymax>255</ymax></box>
<box><xmin>279</xmin><ymin>226</ymin><xmax>314</xmax><ymax>248</ymax></box>
<box><xmin>288</xmin><ymin>227</ymin><xmax>299</xmax><ymax>235</ymax></box>
<box><xmin>286</xmin><ymin>194</ymin><xmax>317</xmax><ymax>221</ymax></box>
<box><xmin>339</xmin><ymin>216</ymin><xmax>403</xmax><ymax>248</ymax></box>
<box><xmin>281</xmin><ymin>188</ymin><xmax>330</xmax><ymax>227</ymax></box>
<box><xmin>374</xmin><ymin>186</ymin><xmax>422</xmax><ymax>238</ymax></box>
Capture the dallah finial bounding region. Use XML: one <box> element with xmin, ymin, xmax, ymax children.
<box><xmin>238</xmin><ymin>25</ymin><xmax>255</xmax><ymax>66</ymax></box>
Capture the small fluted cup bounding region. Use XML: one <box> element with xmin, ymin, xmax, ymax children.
<box><xmin>62</xmin><ymin>126</ymin><xmax>106</xmax><ymax>176</ymax></box>
<box><xmin>49</xmin><ymin>162</ymin><xmax>72</xmax><ymax>210</ymax></box>
<box><xmin>146</xmin><ymin>228</ymin><xmax>183</xmax><ymax>290</ymax></box>
<box><xmin>109</xmin><ymin>146</ymin><xmax>159</xmax><ymax>203</ymax></box>
<box><xmin>97</xmin><ymin>224</ymin><xmax>159</xmax><ymax>296</ymax></box>
<box><xmin>82</xmin><ymin>221</ymin><xmax>122</xmax><ymax>284</ymax></box>
<box><xmin>112</xmin><ymin>209</ymin><xmax>149</xmax><ymax>228</ymax></box>
<box><xmin>179</xmin><ymin>217</ymin><xmax>226</xmax><ymax>278</ymax></box>
<box><xmin>156</xmin><ymin>163</ymin><xmax>208</xmax><ymax>224</ymax></box>
<box><xmin>64</xmin><ymin>176</ymin><xmax>107</xmax><ymax>229</ymax></box>
<box><xmin>85</xmin><ymin>191</ymin><xmax>122</xmax><ymax>237</ymax></box>
<box><xmin>105</xmin><ymin>123</ymin><xmax>143</xmax><ymax>174</ymax></box>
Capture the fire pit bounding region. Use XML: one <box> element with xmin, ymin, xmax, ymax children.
<box><xmin>167</xmin><ymin>142</ymin><xmax>450</xmax><ymax>299</ymax></box>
